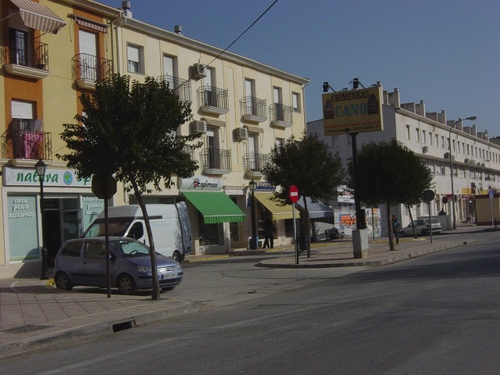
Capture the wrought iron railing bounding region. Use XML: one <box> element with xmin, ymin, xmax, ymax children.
<box><xmin>243</xmin><ymin>152</ymin><xmax>269</xmax><ymax>173</ymax></box>
<box><xmin>72</xmin><ymin>53</ymin><xmax>112</xmax><ymax>82</ymax></box>
<box><xmin>197</xmin><ymin>85</ymin><xmax>228</xmax><ymax>110</ymax></box>
<box><xmin>240</xmin><ymin>96</ymin><xmax>267</xmax><ymax>118</ymax></box>
<box><xmin>2</xmin><ymin>36</ymin><xmax>49</xmax><ymax>70</ymax></box>
<box><xmin>200</xmin><ymin>148</ymin><xmax>231</xmax><ymax>172</ymax></box>
<box><xmin>158</xmin><ymin>74</ymin><xmax>192</xmax><ymax>102</ymax></box>
<box><xmin>2</xmin><ymin>127</ymin><xmax>52</xmax><ymax>160</ymax></box>
<box><xmin>269</xmin><ymin>103</ymin><xmax>293</xmax><ymax>123</ymax></box>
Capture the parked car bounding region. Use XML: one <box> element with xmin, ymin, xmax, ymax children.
<box><xmin>54</xmin><ymin>237</ymin><xmax>183</xmax><ymax>295</ymax></box>
<box><xmin>399</xmin><ymin>218</ymin><xmax>443</xmax><ymax>237</ymax></box>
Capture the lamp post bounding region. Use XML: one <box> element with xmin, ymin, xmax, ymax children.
<box><xmin>449</xmin><ymin>116</ymin><xmax>476</xmax><ymax>229</ymax></box>
<box><xmin>35</xmin><ymin>159</ymin><xmax>48</xmax><ymax>280</ymax></box>
<box><xmin>249</xmin><ymin>179</ymin><xmax>257</xmax><ymax>249</ymax></box>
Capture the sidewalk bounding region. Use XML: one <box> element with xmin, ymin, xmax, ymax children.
<box><xmin>0</xmin><ymin>225</ymin><xmax>490</xmax><ymax>359</ymax></box>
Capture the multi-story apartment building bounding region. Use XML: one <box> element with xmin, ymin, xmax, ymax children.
<box><xmin>0</xmin><ymin>0</ymin><xmax>308</xmax><ymax>278</ymax></box>
<box><xmin>308</xmin><ymin>86</ymin><xmax>500</xmax><ymax>236</ymax></box>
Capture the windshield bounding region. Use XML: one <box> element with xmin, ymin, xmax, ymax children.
<box><xmin>110</xmin><ymin>240</ymin><xmax>150</xmax><ymax>257</ymax></box>
<box><xmin>84</xmin><ymin>221</ymin><xmax>130</xmax><ymax>238</ymax></box>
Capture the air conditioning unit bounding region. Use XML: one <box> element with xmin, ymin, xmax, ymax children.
<box><xmin>190</xmin><ymin>120</ymin><xmax>207</xmax><ymax>134</ymax></box>
<box><xmin>464</xmin><ymin>158</ymin><xmax>469</xmax><ymax>164</ymax></box>
<box><xmin>191</xmin><ymin>63</ymin><xmax>206</xmax><ymax>80</ymax></box>
<box><xmin>444</xmin><ymin>152</ymin><xmax>450</xmax><ymax>159</ymax></box>
<box><xmin>233</xmin><ymin>127</ymin><xmax>248</xmax><ymax>141</ymax></box>
<box><xmin>422</xmin><ymin>146</ymin><xmax>428</xmax><ymax>153</ymax></box>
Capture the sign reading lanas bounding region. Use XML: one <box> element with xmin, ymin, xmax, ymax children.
<box><xmin>322</xmin><ymin>86</ymin><xmax>384</xmax><ymax>136</ymax></box>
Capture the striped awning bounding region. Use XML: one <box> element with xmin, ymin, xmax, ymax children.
<box><xmin>72</xmin><ymin>15</ymin><xmax>108</xmax><ymax>34</ymax></box>
<box><xmin>254</xmin><ymin>192</ymin><xmax>294</xmax><ymax>220</ymax></box>
<box><xmin>182</xmin><ymin>191</ymin><xmax>245</xmax><ymax>224</ymax></box>
<box><xmin>11</xmin><ymin>0</ymin><xmax>66</xmax><ymax>34</ymax></box>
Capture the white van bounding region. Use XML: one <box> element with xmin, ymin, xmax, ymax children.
<box><xmin>83</xmin><ymin>202</ymin><xmax>192</xmax><ymax>262</ymax></box>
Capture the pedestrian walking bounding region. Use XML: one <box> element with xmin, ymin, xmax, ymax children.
<box><xmin>262</xmin><ymin>218</ymin><xmax>276</xmax><ymax>249</ymax></box>
<box><xmin>392</xmin><ymin>214</ymin><xmax>400</xmax><ymax>244</ymax></box>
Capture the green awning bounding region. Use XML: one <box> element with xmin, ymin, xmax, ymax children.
<box><xmin>182</xmin><ymin>191</ymin><xmax>245</xmax><ymax>224</ymax></box>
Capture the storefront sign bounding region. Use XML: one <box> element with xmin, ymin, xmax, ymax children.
<box><xmin>179</xmin><ymin>175</ymin><xmax>222</xmax><ymax>191</ymax></box>
<box><xmin>3</xmin><ymin>167</ymin><xmax>92</xmax><ymax>187</ymax></box>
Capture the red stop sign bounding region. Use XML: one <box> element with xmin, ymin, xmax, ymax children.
<box><xmin>289</xmin><ymin>185</ymin><xmax>299</xmax><ymax>203</ymax></box>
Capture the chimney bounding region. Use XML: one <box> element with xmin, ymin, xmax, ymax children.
<box><xmin>388</xmin><ymin>88</ymin><xmax>400</xmax><ymax>107</ymax></box>
<box><xmin>415</xmin><ymin>100</ymin><xmax>425</xmax><ymax>116</ymax></box>
<box><xmin>174</xmin><ymin>25</ymin><xmax>183</xmax><ymax>35</ymax></box>
<box><xmin>437</xmin><ymin>110</ymin><xmax>446</xmax><ymax>124</ymax></box>
<box><xmin>122</xmin><ymin>1</ymin><xmax>132</xmax><ymax>18</ymax></box>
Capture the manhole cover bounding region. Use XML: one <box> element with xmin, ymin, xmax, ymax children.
<box><xmin>2</xmin><ymin>324</ymin><xmax>53</xmax><ymax>334</ymax></box>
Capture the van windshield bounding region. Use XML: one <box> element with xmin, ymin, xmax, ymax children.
<box><xmin>84</xmin><ymin>221</ymin><xmax>130</xmax><ymax>238</ymax></box>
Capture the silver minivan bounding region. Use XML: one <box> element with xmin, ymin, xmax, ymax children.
<box><xmin>54</xmin><ymin>237</ymin><xmax>183</xmax><ymax>295</ymax></box>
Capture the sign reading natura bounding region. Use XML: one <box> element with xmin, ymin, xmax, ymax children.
<box><xmin>322</xmin><ymin>86</ymin><xmax>384</xmax><ymax>136</ymax></box>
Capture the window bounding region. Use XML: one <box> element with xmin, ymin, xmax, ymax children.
<box><xmin>273</xmin><ymin>87</ymin><xmax>283</xmax><ymax>120</ymax></box>
<box><xmin>441</xmin><ymin>136</ymin><xmax>445</xmax><ymax>148</ymax></box>
<box><xmin>163</xmin><ymin>55</ymin><xmax>174</xmax><ymax>77</ymax></box>
<box><xmin>435</xmin><ymin>134</ymin><xmax>439</xmax><ymax>147</ymax></box>
<box><xmin>61</xmin><ymin>242</ymin><xmax>81</xmax><ymax>257</ymax></box>
<box><xmin>10</xmin><ymin>28</ymin><xmax>30</xmax><ymax>66</ymax></box>
<box><xmin>84</xmin><ymin>241</ymin><xmax>106</xmax><ymax>259</ymax></box>
<box><xmin>415</xmin><ymin>129</ymin><xmax>420</xmax><ymax>143</ymax></box>
<box><xmin>429</xmin><ymin>133</ymin><xmax>433</xmax><ymax>146</ymax></box>
<box><xmin>406</xmin><ymin>125</ymin><xmax>411</xmax><ymax>140</ymax></box>
<box><xmin>127</xmin><ymin>44</ymin><xmax>143</xmax><ymax>73</ymax></box>
<box><xmin>422</xmin><ymin>130</ymin><xmax>426</xmax><ymax>144</ymax></box>
<box><xmin>203</xmin><ymin>67</ymin><xmax>215</xmax><ymax>106</ymax></box>
<box><xmin>292</xmin><ymin>92</ymin><xmax>301</xmax><ymax>113</ymax></box>
<box><xmin>275</xmin><ymin>138</ymin><xmax>284</xmax><ymax>148</ymax></box>
<box><xmin>244</xmin><ymin>79</ymin><xmax>255</xmax><ymax>115</ymax></box>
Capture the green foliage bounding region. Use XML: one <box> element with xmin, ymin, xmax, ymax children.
<box><xmin>57</xmin><ymin>74</ymin><xmax>202</xmax><ymax>193</ymax></box>
<box><xmin>263</xmin><ymin>131</ymin><xmax>345</xmax><ymax>204</ymax></box>
<box><xmin>355</xmin><ymin>138</ymin><xmax>433</xmax><ymax>207</ymax></box>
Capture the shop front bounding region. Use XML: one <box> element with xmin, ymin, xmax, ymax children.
<box><xmin>180</xmin><ymin>176</ymin><xmax>245</xmax><ymax>255</ymax></box>
<box><xmin>1</xmin><ymin>166</ymin><xmax>104</xmax><ymax>278</ymax></box>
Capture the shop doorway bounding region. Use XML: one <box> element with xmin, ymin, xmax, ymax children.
<box><xmin>43</xmin><ymin>198</ymin><xmax>80</xmax><ymax>267</ymax></box>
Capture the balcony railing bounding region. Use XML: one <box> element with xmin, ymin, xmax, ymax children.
<box><xmin>200</xmin><ymin>148</ymin><xmax>231</xmax><ymax>174</ymax></box>
<box><xmin>72</xmin><ymin>53</ymin><xmax>112</xmax><ymax>88</ymax></box>
<box><xmin>243</xmin><ymin>152</ymin><xmax>269</xmax><ymax>177</ymax></box>
<box><xmin>2</xmin><ymin>36</ymin><xmax>49</xmax><ymax>70</ymax></box>
<box><xmin>197</xmin><ymin>85</ymin><xmax>229</xmax><ymax>115</ymax></box>
<box><xmin>158</xmin><ymin>74</ymin><xmax>192</xmax><ymax>102</ymax></box>
<box><xmin>269</xmin><ymin>103</ymin><xmax>293</xmax><ymax>128</ymax></box>
<box><xmin>2</xmin><ymin>125</ymin><xmax>52</xmax><ymax>161</ymax></box>
<box><xmin>240</xmin><ymin>96</ymin><xmax>267</xmax><ymax>123</ymax></box>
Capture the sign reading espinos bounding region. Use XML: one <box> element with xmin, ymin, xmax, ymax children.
<box><xmin>322</xmin><ymin>86</ymin><xmax>384</xmax><ymax>136</ymax></box>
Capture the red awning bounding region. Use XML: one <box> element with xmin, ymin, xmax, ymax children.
<box><xmin>11</xmin><ymin>0</ymin><xmax>66</xmax><ymax>34</ymax></box>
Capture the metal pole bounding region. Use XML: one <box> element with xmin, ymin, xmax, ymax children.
<box><xmin>293</xmin><ymin>204</ymin><xmax>298</xmax><ymax>264</ymax></box>
<box><xmin>39</xmin><ymin>176</ymin><xmax>48</xmax><ymax>280</ymax></box>
<box><xmin>250</xmin><ymin>186</ymin><xmax>257</xmax><ymax>249</ymax></box>
<box><xmin>449</xmin><ymin>126</ymin><xmax>457</xmax><ymax>230</ymax></box>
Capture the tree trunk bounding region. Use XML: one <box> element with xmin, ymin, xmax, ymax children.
<box><xmin>130</xmin><ymin>179</ymin><xmax>160</xmax><ymax>300</ymax></box>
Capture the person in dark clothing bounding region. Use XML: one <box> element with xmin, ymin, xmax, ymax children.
<box><xmin>392</xmin><ymin>214</ymin><xmax>400</xmax><ymax>244</ymax></box>
<box><xmin>262</xmin><ymin>218</ymin><xmax>276</xmax><ymax>249</ymax></box>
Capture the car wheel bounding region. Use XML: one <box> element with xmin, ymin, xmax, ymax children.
<box><xmin>172</xmin><ymin>251</ymin><xmax>182</xmax><ymax>263</ymax></box>
<box><xmin>399</xmin><ymin>231</ymin><xmax>407</xmax><ymax>237</ymax></box>
<box><xmin>55</xmin><ymin>272</ymin><xmax>73</xmax><ymax>291</ymax></box>
<box><xmin>118</xmin><ymin>274</ymin><xmax>137</xmax><ymax>295</ymax></box>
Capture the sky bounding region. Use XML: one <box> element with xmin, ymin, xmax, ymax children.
<box><xmin>97</xmin><ymin>0</ymin><xmax>500</xmax><ymax>137</ymax></box>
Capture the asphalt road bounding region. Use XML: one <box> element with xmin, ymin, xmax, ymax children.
<box><xmin>1</xmin><ymin>232</ymin><xmax>499</xmax><ymax>374</ymax></box>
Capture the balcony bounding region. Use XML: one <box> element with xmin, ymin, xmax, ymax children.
<box><xmin>269</xmin><ymin>103</ymin><xmax>293</xmax><ymax>128</ymax></box>
<box><xmin>72</xmin><ymin>53</ymin><xmax>112</xmax><ymax>90</ymax></box>
<box><xmin>2</xmin><ymin>36</ymin><xmax>49</xmax><ymax>80</ymax></box>
<box><xmin>2</xmin><ymin>120</ymin><xmax>52</xmax><ymax>161</ymax></box>
<box><xmin>197</xmin><ymin>85</ymin><xmax>229</xmax><ymax>115</ymax></box>
<box><xmin>200</xmin><ymin>148</ymin><xmax>231</xmax><ymax>175</ymax></box>
<box><xmin>158</xmin><ymin>74</ymin><xmax>191</xmax><ymax>103</ymax></box>
<box><xmin>240</xmin><ymin>96</ymin><xmax>267</xmax><ymax>123</ymax></box>
<box><xmin>243</xmin><ymin>152</ymin><xmax>269</xmax><ymax>178</ymax></box>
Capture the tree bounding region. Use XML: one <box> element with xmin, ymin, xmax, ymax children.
<box><xmin>57</xmin><ymin>74</ymin><xmax>202</xmax><ymax>299</ymax></box>
<box><xmin>263</xmin><ymin>131</ymin><xmax>345</xmax><ymax>257</ymax></box>
<box><xmin>354</xmin><ymin>139</ymin><xmax>433</xmax><ymax>250</ymax></box>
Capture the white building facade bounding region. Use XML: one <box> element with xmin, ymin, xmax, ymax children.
<box><xmin>308</xmin><ymin>87</ymin><xmax>500</xmax><ymax>235</ymax></box>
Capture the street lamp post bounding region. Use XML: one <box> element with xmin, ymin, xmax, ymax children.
<box><xmin>449</xmin><ymin>116</ymin><xmax>476</xmax><ymax>229</ymax></box>
<box><xmin>35</xmin><ymin>159</ymin><xmax>48</xmax><ymax>280</ymax></box>
<box><xmin>249</xmin><ymin>179</ymin><xmax>257</xmax><ymax>249</ymax></box>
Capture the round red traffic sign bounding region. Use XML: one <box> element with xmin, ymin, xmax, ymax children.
<box><xmin>289</xmin><ymin>185</ymin><xmax>299</xmax><ymax>203</ymax></box>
